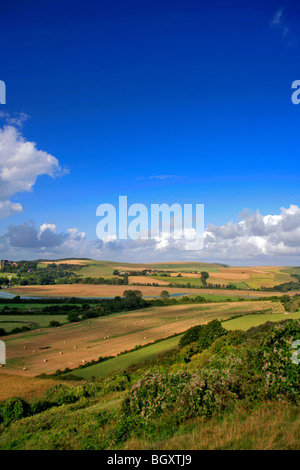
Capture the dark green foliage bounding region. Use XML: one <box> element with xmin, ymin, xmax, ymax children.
<box><xmin>0</xmin><ymin>397</ymin><xmax>29</xmax><ymax>424</ymax></box>
<box><xmin>179</xmin><ymin>319</ymin><xmax>227</xmax><ymax>349</ymax></box>
<box><xmin>200</xmin><ymin>271</ymin><xmax>209</xmax><ymax>285</ymax></box>
<box><xmin>160</xmin><ymin>290</ymin><xmax>170</xmax><ymax>300</ymax></box>
<box><xmin>67</xmin><ymin>311</ymin><xmax>80</xmax><ymax>323</ymax></box>
<box><xmin>258</xmin><ymin>320</ymin><xmax>300</xmax><ymax>401</ymax></box>
<box><xmin>123</xmin><ymin>370</ymin><xmax>237</xmax><ymax>421</ymax></box>
<box><xmin>280</xmin><ymin>294</ymin><xmax>300</xmax><ymax>312</ymax></box>
<box><xmin>49</xmin><ymin>320</ymin><xmax>61</xmax><ymax>327</ymax></box>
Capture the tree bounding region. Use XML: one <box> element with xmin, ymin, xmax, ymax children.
<box><xmin>67</xmin><ymin>311</ymin><xmax>80</xmax><ymax>323</ymax></box>
<box><xmin>200</xmin><ymin>271</ymin><xmax>209</xmax><ymax>285</ymax></box>
<box><xmin>123</xmin><ymin>290</ymin><xmax>142</xmax><ymax>299</ymax></box>
<box><xmin>179</xmin><ymin>320</ymin><xmax>227</xmax><ymax>349</ymax></box>
<box><xmin>160</xmin><ymin>290</ymin><xmax>170</xmax><ymax>301</ymax></box>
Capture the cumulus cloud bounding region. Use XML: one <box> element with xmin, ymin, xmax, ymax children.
<box><xmin>0</xmin><ymin>200</ymin><xmax>23</xmax><ymax>219</ymax></box>
<box><xmin>3</xmin><ymin>222</ymin><xmax>66</xmax><ymax>248</ymax></box>
<box><xmin>93</xmin><ymin>204</ymin><xmax>300</xmax><ymax>264</ymax></box>
<box><xmin>0</xmin><ymin>119</ymin><xmax>66</xmax><ymax>220</ymax></box>
<box><xmin>2</xmin><ymin>205</ymin><xmax>300</xmax><ymax>265</ymax></box>
<box><xmin>0</xmin><ymin>222</ymin><xmax>101</xmax><ymax>260</ymax></box>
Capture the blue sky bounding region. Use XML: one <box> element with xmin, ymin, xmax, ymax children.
<box><xmin>1</xmin><ymin>0</ymin><xmax>300</xmax><ymax>264</ymax></box>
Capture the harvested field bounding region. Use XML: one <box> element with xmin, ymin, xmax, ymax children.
<box><xmin>128</xmin><ymin>276</ymin><xmax>169</xmax><ymax>286</ymax></box>
<box><xmin>6</xmin><ymin>284</ymin><xmax>299</xmax><ymax>298</ymax></box>
<box><xmin>41</xmin><ymin>260</ymin><xmax>88</xmax><ymax>266</ymax></box>
<box><xmin>0</xmin><ymin>300</ymin><xmax>284</xmax><ymax>377</ymax></box>
<box><xmin>209</xmin><ymin>272</ymin><xmax>251</xmax><ymax>280</ymax></box>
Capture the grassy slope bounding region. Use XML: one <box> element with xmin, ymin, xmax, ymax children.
<box><xmin>124</xmin><ymin>401</ymin><xmax>300</xmax><ymax>450</ymax></box>
<box><xmin>223</xmin><ymin>311</ymin><xmax>300</xmax><ymax>331</ymax></box>
<box><xmin>71</xmin><ymin>335</ymin><xmax>182</xmax><ymax>379</ymax></box>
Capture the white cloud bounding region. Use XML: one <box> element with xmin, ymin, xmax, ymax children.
<box><xmin>40</xmin><ymin>223</ymin><xmax>57</xmax><ymax>234</ymax></box>
<box><xmin>0</xmin><ymin>200</ymin><xmax>23</xmax><ymax>220</ymax></box>
<box><xmin>93</xmin><ymin>204</ymin><xmax>300</xmax><ymax>264</ymax></box>
<box><xmin>2</xmin><ymin>205</ymin><xmax>300</xmax><ymax>265</ymax></box>
<box><xmin>0</xmin><ymin>121</ymin><xmax>66</xmax><ymax>220</ymax></box>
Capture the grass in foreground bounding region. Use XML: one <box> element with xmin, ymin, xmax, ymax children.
<box><xmin>123</xmin><ymin>401</ymin><xmax>300</xmax><ymax>450</ymax></box>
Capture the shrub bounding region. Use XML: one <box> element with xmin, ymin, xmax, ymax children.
<box><xmin>67</xmin><ymin>311</ymin><xmax>80</xmax><ymax>323</ymax></box>
<box><xmin>258</xmin><ymin>320</ymin><xmax>300</xmax><ymax>401</ymax></box>
<box><xmin>179</xmin><ymin>319</ymin><xmax>227</xmax><ymax>349</ymax></box>
<box><xmin>49</xmin><ymin>320</ymin><xmax>61</xmax><ymax>327</ymax></box>
<box><xmin>0</xmin><ymin>397</ymin><xmax>29</xmax><ymax>424</ymax></box>
<box><xmin>124</xmin><ymin>369</ymin><xmax>237</xmax><ymax>421</ymax></box>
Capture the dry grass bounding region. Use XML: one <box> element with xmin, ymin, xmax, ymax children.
<box><xmin>0</xmin><ymin>373</ymin><xmax>68</xmax><ymax>401</ymax></box>
<box><xmin>124</xmin><ymin>402</ymin><xmax>300</xmax><ymax>450</ymax></box>
<box><xmin>209</xmin><ymin>272</ymin><xmax>250</xmax><ymax>280</ymax></box>
<box><xmin>128</xmin><ymin>276</ymin><xmax>169</xmax><ymax>286</ymax></box>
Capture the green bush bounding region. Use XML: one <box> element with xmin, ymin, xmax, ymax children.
<box><xmin>179</xmin><ymin>319</ymin><xmax>227</xmax><ymax>349</ymax></box>
<box><xmin>67</xmin><ymin>311</ymin><xmax>80</xmax><ymax>323</ymax></box>
<box><xmin>258</xmin><ymin>320</ymin><xmax>300</xmax><ymax>401</ymax></box>
<box><xmin>0</xmin><ymin>397</ymin><xmax>29</xmax><ymax>424</ymax></box>
<box><xmin>124</xmin><ymin>369</ymin><xmax>237</xmax><ymax>421</ymax></box>
<box><xmin>49</xmin><ymin>320</ymin><xmax>61</xmax><ymax>327</ymax></box>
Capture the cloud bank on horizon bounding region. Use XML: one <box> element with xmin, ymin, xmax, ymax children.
<box><xmin>1</xmin><ymin>205</ymin><xmax>300</xmax><ymax>266</ymax></box>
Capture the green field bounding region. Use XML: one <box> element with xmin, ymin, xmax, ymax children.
<box><xmin>0</xmin><ymin>315</ymin><xmax>69</xmax><ymax>332</ymax></box>
<box><xmin>223</xmin><ymin>311</ymin><xmax>300</xmax><ymax>331</ymax></box>
<box><xmin>0</xmin><ymin>302</ymin><xmax>98</xmax><ymax>310</ymax></box>
<box><xmin>0</xmin><ymin>303</ymin><xmax>66</xmax><ymax>310</ymax></box>
<box><xmin>190</xmin><ymin>294</ymin><xmax>252</xmax><ymax>301</ymax></box>
<box><xmin>68</xmin><ymin>334</ymin><xmax>182</xmax><ymax>379</ymax></box>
